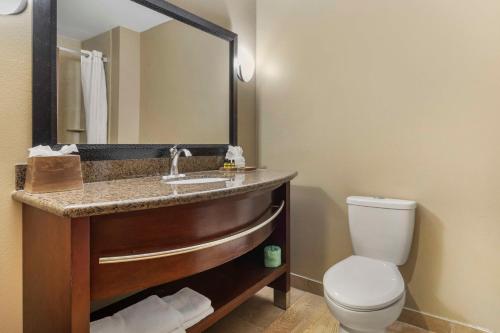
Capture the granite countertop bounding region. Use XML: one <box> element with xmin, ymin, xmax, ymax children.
<box><xmin>12</xmin><ymin>169</ymin><xmax>297</xmax><ymax>218</ymax></box>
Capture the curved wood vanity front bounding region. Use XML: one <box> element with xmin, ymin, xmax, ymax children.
<box><xmin>91</xmin><ymin>189</ymin><xmax>282</xmax><ymax>300</ymax></box>
<box><xmin>14</xmin><ymin>169</ymin><xmax>296</xmax><ymax>333</ymax></box>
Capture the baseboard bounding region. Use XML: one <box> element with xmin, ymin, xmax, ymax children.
<box><xmin>290</xmin><ymin>273</ymin><xmax>491</xmax><ymax>333</ymax></box>
<box><xmin>399</xmin><ymin>308</ymin><xmax>492</xmax><ymax>333</ymax></box>
<box><xmin>291</xmin><ymin>273</ymin><xmax>323</xmax><ymax>296</ymax></box>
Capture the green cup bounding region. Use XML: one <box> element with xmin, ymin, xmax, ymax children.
<box><xmin>264</xmin><ymin>245</ymin><xmax>282</xmax><ymax>268</ymax></box>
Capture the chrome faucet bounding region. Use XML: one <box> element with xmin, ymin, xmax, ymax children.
<box><xmin>164</xmin><ymin>145</ymin><xmax>192</xmax><ymax>180</ymax></box>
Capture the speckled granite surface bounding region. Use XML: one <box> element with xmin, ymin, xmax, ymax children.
<box><xmin>15</xmin><ymin>156</ymin><xmax>224</xmax><ymax>190</ymax></box>
<box><xmin>12</xmin><ymin>169</ymin><xmax>297</xmax><ymax>218</ymax></box>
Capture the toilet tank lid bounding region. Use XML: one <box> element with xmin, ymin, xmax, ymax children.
<box><xmin>347</xmin><ymin>196</ymin><xmax>416</xmax><ymax>210</ymax></box>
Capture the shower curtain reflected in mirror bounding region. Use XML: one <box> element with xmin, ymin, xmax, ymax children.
<box><xmin>80</xmin><ymin>50</ymin><xmax>108</xmax><ymax>144</ymax></box>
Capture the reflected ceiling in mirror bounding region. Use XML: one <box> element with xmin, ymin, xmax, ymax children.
<box><xmin>56</xmin><ymin>0</ymin><xmax>230</xmax><ymax>145</ymax></box>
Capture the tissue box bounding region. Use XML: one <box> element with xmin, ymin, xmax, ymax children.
<box><xmin>24</xmin><ymin>155</ymin><xmax>84</xmax><ymax>193</ymax></box>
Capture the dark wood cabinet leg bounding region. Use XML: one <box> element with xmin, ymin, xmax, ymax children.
<box><xmin>272</xmin><ymin>271</ymin><xmax>291</xmax><ymax>309</ymax></box>
<box><xmin>274</xmin><ymin>289</ymin><xmax>290</xmax><ymax>310</ymax></box>
<box><xmin>269</xmin><ymin>182</ymin><xmax>291</xmax><ymax>310</ymax></box>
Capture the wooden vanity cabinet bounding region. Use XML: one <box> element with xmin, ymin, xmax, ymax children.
<box><xmin>22</xmin><ymin>182</ymin><xmax>290</xmax><ymax>333</ymax></box>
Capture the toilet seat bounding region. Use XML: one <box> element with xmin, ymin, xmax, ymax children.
<box><xmin>323</xmin><ymin>256</ymin><xmax>405</xmax><ymax>311</ymax></box>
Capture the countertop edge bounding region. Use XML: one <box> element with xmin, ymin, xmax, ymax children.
<box><xmin>12</xmin><ymin>171</ymin><xmax>297</xmax><ymax>218</ymax></box>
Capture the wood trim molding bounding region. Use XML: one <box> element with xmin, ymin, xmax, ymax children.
<box><xmin>291</xmin><ymin>273</ymin><xmax>323</xmax><ymax>296</ymax></box>
<box><xmin>290</xmin><ymin>273</ymin><xmax>492</xmax><ymax>333</ymax></box>
<box><xmin>399</xmin><ymin>308</ymin><xmax>493</xmax><ymax>333</ymax></box>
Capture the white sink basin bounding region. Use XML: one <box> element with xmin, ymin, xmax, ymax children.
<box><xmin>165</xmin><ymin>177</ymin><xmax>229</xmax><ymax>185</ymax></box>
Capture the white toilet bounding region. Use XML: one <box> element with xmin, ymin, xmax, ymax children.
<box><xmin>323</xmin><ymin>196</ymin><xmax>416</xmax><ymax>333</ymax></box>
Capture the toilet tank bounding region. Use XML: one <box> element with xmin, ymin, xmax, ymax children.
<box><xmin>347</xmin><ymin>196</ymin><xmax>416</xmax><ymax>265</ymax></box>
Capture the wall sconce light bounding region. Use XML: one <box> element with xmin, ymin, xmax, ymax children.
<box><xmin>0</xmin><ymin>0</ymin><xmax>28</xmax><ymax>15</ymax></box>
<box><xmin>236</xmin><ymin>47</ymin><xmax>255</xmax><ymax>83</ymax></box>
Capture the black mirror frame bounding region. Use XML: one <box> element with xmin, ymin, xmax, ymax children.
<box><xmin>32</xmin><ymin>0</ymin><xmax>238</xmax><ymax>160</ymax></box>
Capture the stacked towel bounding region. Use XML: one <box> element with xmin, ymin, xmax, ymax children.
<box><xmin>117</xmin><ymin>296</ymin><xmax>184</xmax><ymax>333</ymax></box>
<box><xmin>90</xmin><ymin>289</ymin><xmax>213</xmax><ymax>333</ymax></box>
<box><xmin>183</xmin><ymin>306</ymin><xmax>214</xmax><ymax>329</ymax></box>
<box><xmin>163</xmin><ymin>288</ymin><xmax>214</xmax><ymax>329</ymax></box>
<box><xmin>91</xmin><ymin>295</ymin><xmax>185</xmax><ymax>333</ymax></box>
<box><xmin>90</xmin><ymin>316</ymin><xmax>126</xmax><ymax>333</ymax></box>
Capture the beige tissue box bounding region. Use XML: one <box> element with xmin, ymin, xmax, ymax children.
<box><xmin>24</xmin><ymin>155</ymin><xmax>84</xmax><ymax>193</ymax></box>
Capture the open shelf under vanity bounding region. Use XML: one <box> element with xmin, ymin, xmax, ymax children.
<box><xmin>91</xmin><ymin>246</ymin><xmax>288</xmax><ymax>332</ymax></box>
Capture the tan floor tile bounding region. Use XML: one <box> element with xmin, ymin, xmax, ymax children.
<box><xmin>205</xmin><ymin>315</ymin><xmax>264</xmax><ymax>333</ymax></box>
<box><xmin>300</xmin><ymin>308</ymin><xmax>339</xmax><ymax>333</ymax></box>
<box><xmin>388</xmin><ymin>321</ymin><xmax>431</xmax><ymax>333</ymax></box>
<box><xmin>254</xmin><ymin>286</ymin><xmax>274</xmax><ymax>300</ymax></box>
<box><xmin>450</xmin><ymin>323</ymin><xmax>485</xmax><ymax>333</ymax></box>
<box><xmin>205</xmin><ymin>288</ymin><xmax>439</xmax><ymax>333</ymax></box>
<box><xmin>290</xmin><ymin>287</ymin><xmax>307</xmax><ymax>305</ymax></box>
<box><xmin>230</xmin><ymin>290</ymin><xmax>285</xmax><ymax>329</ymax></box>
<box><xmin>263</xmin><ymin>293</ymin><xmax>330</xmax><ymax>333</ymax></box>
<box><xmin>252</xmin><ymin>287</ymin><xmax>306</xmax><ymax>306</ymax></box>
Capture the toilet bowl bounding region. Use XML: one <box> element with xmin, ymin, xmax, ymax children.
<box><xmin>325</xmin><ymin>291</ymin><xmax>405</xmax><ymax>333</ymax></box>
<box><xmin>323</xmin><ymin>197</ymin><xmax>416</xmax><ymax>333</ymax></box>
<box><xmin>323</xmin><ymin>256</ymin><xmax>406</xmax><ymax>333</ymax></box>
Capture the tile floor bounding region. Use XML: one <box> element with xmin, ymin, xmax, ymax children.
<box><xmin>206</xmin><ymin>287</ymin><xmax>430</xmax><ymax>333</ymax></box>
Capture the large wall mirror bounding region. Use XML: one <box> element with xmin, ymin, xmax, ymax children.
<box><xmin>33</xmin><ymin>0</ymin><xmax>238</xmax><ymax>159</ymax></box>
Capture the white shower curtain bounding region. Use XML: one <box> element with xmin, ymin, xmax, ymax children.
<box><xmin>81</xmin><ymin>50</ymin><xmax>108</xmax><ymax>144</ymax></box>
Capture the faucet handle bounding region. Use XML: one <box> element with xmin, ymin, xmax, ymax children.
<box><xmin>169</xmin><ymin>145</ymin><xmax>178</xmax><ymax>158</ymax></box>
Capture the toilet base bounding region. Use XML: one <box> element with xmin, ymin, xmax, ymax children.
<box><xmin>325</xmin><ymin>291</ymin><xmax>405</xmax><ymax>333</ymax></box>
<box><xmin>340</xmin><ymin>324</ymin><xmax>386</xmax><ymax>333</ymax></box>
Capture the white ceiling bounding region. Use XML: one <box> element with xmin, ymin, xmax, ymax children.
<box><xmin>58</xmin><ymin>0</ymin><xmax>172</xmax><ymax>41</ymax></box>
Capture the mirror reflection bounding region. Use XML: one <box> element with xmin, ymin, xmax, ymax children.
<box><xmin>57</xmin><ymin>0</ymin><xmax>230</xmax><ymax>144</ymax></box>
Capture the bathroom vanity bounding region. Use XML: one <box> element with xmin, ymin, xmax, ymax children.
<box><xmin>24</xmin><ymin>0</ymin><xmax>282</xmax><ymax>330</ymax></box>
<box><xmin>13</xmin><ymin>169</ymin><xmax>296</xmax><ymax>332</ymax></box>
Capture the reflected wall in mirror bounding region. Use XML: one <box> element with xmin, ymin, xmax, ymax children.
<box><xmin>56</xmin><ymin>0</ymin><xmax>230</xmax><ymax>145</ymax></box>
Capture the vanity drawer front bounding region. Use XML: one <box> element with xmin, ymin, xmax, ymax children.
<box><xmin>90</xmin><ymin>190</ymin><xmax>283</xmax><ymax>300</ymax></box>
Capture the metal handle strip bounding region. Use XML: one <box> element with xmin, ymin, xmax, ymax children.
<box><xmin>99</xmin><ymin>200</ymin><xmax>285</xmax><ymax>264</ymax></box>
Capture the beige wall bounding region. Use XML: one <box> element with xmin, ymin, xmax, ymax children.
<box><xmin>111</xmin><ymin>27</ymin><xmax>141</xmax><ymax>144</ymax></box>
<box><xmin>168</xmin><ymin>0</ymin><xmax>257</xmax><ymax>164</ymax></box>
<box><xmin>57</xmin><ymin>35</ymin><xmax>84</xmax><ymax>144</ymax></box>
<box><xmin>257</xmin><ymin>0</ymin><xmax>500</xmax><ymax>331</ymax></box>
<box><xmin>140</xmin><ymin>20</ymin><xmax>229</xmax><ymax>144</ymax></box>
<box><xmin>0</xmin><ymin>3</ymin><xmax>32</xmax><ymax>332</ymax></box>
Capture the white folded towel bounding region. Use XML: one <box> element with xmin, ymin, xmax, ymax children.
<box><xmin>183</xmin><ymin>306</ymin><xmax>214</xmax><ymax>329</ymax></box>
<box><xmin>91</xmin><ymin>295</ymin><xmax>185</xmax><ymax>333</ymax></box>
<box><xmin>163</xmin><ymin>288</ymin><xmax>212</xmax><ymax>326</ymax></box>
<box><xmin>171</xmin><ymin>329</ymin><xmax>187</xmax><ymax>333</ymax></box>
<box><xmin>90</xmin><ymin>316</ymin><xmax>126</xmax><ymax>333</ymax></box>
